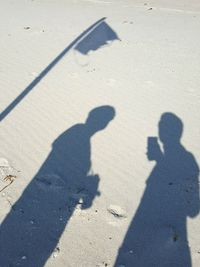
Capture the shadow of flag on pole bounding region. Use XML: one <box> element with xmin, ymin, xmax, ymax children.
<box><xmin>0</xmin><ymin>18</ymin><xmax>120</xmax><ymax>122</ymax></box>
<box><xmin>74</xmin><ymin>21</ymin><xmax>120</xmax><ymax>55</ymax></box>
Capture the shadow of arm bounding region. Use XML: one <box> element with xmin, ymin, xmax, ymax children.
<box><xmin>187</xmin><ymin>155</ymin><xmax>200</xmax><ymax>218</ymax></box>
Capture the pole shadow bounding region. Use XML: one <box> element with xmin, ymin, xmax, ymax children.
<box><xmin>114</xmin><ymin>112</ymin><xmax>199</xmax><ymax>267</ymax></box>
<box><xmin>0</xmin><ymin>105</ymin><xmax>115</xmax><ymax>267</ymax></box>
<box><xmin>0</xmin><ymin>18</ymin><xmax>120</xmax><ymax>122</ymax></box>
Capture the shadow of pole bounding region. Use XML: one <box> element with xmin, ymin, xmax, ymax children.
<box><xmin>0</xmin><ymin>17</ymin><xmax>106</xmax><ymax>122</ymax></box>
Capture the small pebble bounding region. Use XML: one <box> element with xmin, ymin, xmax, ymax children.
<box><xmin>173</xmin><ymin>234</ymin><xmax>179</xmax><ymax>242</ymax></box>
<box><xmin>78</xmin><ymin>198</ymin><xmax>84</xmax><ymax>204</ymax></box>
<box><xmin>20</xmin><ymin>209</ymin><xmax>24</xmax><ymax>214</ymax></box>
<box><xmin>53</xmin><ymin>247</ymin><xmax>60</xmax><ymax>258</ymax></box>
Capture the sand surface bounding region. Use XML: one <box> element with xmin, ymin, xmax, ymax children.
<box><xmin>0</xmin><ymin>1</ymin><xmax>200</xmax><ymax>266</ymax></box>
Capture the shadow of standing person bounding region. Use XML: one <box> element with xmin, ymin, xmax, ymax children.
<box><xmin>0</xmin><ymin>106</ymin><xmax>115</xmax><ymax>267</ymax></box>
<box><xmin>115</xmin><ymin>112</ymin><xmax>199</xmax><ymax>267</ymax></box>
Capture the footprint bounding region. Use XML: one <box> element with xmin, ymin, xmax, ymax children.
<box><xmin>35</xmin><ymin>174</ymin><xmax>66</xmax><ymax>191</ymax></box>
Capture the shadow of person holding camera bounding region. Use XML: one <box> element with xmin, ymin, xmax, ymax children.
<box><xmin>0</xmin><ymin>105</ymin><xmax>115</xmax><ymax>267</ymax></box>
<box><xmin>115</xmin><ymin>112</ymin><xmax>199</xmax><ymax>267</ymax></box>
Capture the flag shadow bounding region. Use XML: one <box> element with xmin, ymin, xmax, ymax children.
<box><xmin>0</xmin><ymin>18</ymin><xmax>120</xmax><ymax>122</ymax></box>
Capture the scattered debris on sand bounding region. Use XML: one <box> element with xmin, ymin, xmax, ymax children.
<box><xmin>107</xmin><ymin>205</ymin><xmax>127</xmax><ymax>219</ymax></box>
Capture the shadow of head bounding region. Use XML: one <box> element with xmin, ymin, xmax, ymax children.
<box><xmin>85</xmin><ymin>105</ymin><xmax>115</xmax><ymax>134</ymax></box>
<box><xmin>159</xmin><ymin>112</ymin><xmax>183</xmax><ymax>145</ymax></box>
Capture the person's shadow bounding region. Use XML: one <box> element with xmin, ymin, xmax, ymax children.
<box><xmin>0</xmin><ymin>105</ymin><xmax>115</xmax><ymax>267</ymax></box>
<box><xmin>115</xmin><ymin>112</ymin><xmax>199</xmax><ymax>267</ymax></box>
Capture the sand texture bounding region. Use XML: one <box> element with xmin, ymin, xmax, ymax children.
<box><xmin>0</xmin><ymin>1</ymin><xmax>200</xmax><ymax>266</ymax></box>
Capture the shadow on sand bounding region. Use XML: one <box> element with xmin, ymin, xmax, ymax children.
<box><xmin>115</xmin><ymin>112</ymin><xmax>199</xmax><ymax>267</ymax></box>
<box><xmin>0</xmin><ymin>18</ymin><xmax>119</xmax><ymax>122</ymax></box>
<box><xmin>0</xmin><ymin>105</ymin><xmax>115</xmax><ymax>267</ymax></box>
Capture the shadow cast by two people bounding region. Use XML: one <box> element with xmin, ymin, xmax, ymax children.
<box><xmin>0</xmin><ymin>106</ymin><xmax>115</xmax><ymax>267</ymax></box>
<box><xmin>115</xmin><ymin>112</ymin><xmax>199</xmax><ymax>267</ymax></box>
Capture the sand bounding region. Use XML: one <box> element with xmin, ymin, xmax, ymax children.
<box><xmin>0</xmin><ymin>0</ymin><xmax>199</xmax><ymax>266</ymax></box>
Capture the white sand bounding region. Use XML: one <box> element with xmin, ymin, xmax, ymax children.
<box><xmin>0</xmin><ymin>0</ymin><xmax>200</xmax><ymax>266</ymax></box>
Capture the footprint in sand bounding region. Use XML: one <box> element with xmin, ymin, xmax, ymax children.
<box><xmin>35</xmin><ymin>174</ymin><xmax>66</xmax><ymax>191</ymax></box>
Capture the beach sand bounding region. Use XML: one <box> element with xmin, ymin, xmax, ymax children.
<box><xmin>0</xmin><ymin>1</ymin><xmax>199</xmax><ymax>266</ymax></box>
